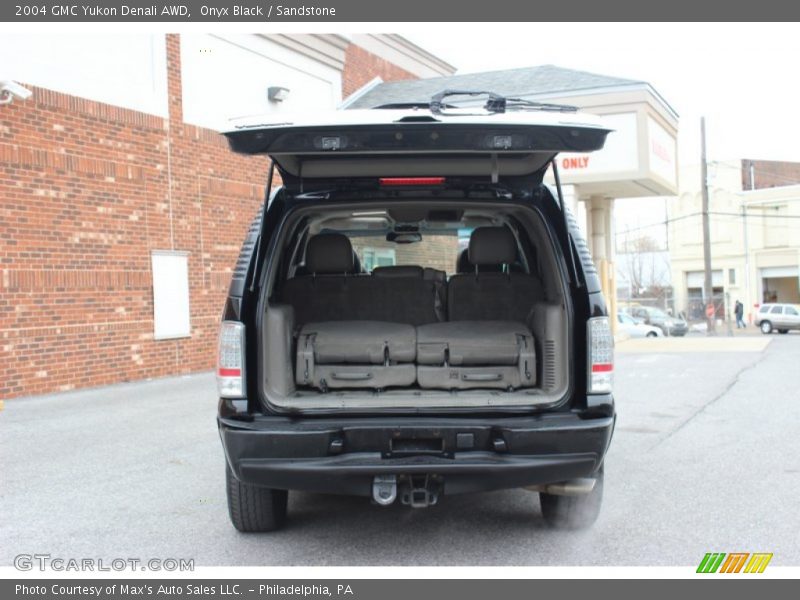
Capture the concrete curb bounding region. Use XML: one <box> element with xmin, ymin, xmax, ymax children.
<box><xmin>617</xmin><ymin>336</ymin><xmax>772</xmax><ymax>353</ymax></box>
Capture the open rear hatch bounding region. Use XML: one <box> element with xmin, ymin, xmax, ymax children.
<box><xmin>223</xmin><ymin>90</ymin><xmax>611</xmax><ymax>187</ymax></box>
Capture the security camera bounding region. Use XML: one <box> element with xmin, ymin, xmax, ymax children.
<box><xmin>0</xmin><ymin>80</ymin><xmax>33</xmax><ymax>105</ymax></box>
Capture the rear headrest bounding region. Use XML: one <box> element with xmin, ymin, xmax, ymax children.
<box><xmin>468</xmin><ymin>227</ymin><xmax>517</xmax><ymax>266</ymax></box>
<box><xmin>305</xmin><ymin>233</ymin><xmax>355</xmax><ymax>274</ymax></box>
<box><xmin>372</xmin><ymin>265</ymin><xmax>423</xmax><ymax>278</ymax></box>
<box><xmin>456</xmin><ymin>248</ymin><xmax>502</xmax><ymax>273</ymax></box>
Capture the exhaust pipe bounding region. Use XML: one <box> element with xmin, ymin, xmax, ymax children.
<box><xmin>372</xmin><ymin>475</ymin><xmax>397</xmax><ymax>506</ymax></box>
<box><xmin>526</xmin><ymin>477</ymin><xmax>597</xmax><ymax>496</ymax></box>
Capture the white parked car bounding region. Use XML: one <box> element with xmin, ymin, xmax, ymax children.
<box><xmin>617</xmin><ymin>312</ymin><xmax>661</xmax><ymax>338</ymax></box>
<box><xmin>754</xmin><ymin>303</ymin><xmax>800</xmax><ymax>334</ymax></box>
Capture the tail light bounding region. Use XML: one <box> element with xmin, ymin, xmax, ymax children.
<box><xmin>217</xmin><ymin>321</ymin><xmax>245</xmax><ymax>398</ymax></box>
<box><xmin>587</xmin><ymin>317</ymin><xmax>613</xmax><ymax>394</ymax></box>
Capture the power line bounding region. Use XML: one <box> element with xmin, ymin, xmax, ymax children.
<box><xmin>615</xmin><ymin>212</ymin><xmax>700</xmax><ymax>237</ymax></box>
<box><xmin>709</xmin><ymin>210</ymin><xmax>800</xmax><ymax>219</ymax></box>
<box><xmin>615</xmin><ymin>208</ymin><xmax>800</xmax><ymax>238</ymax></box>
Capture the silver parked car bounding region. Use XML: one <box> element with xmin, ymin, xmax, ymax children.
<box><xmin>755</xmin><ymin>303</ymin><xmax>800</xmax><ymax>334</ymax></box>
<box><xmin>627</xmin><ymin>305</ymin><xmax>689</xmax><ymax>336</ymax></box>
<box><xmin>617</xmin><ymin>312</ymin><xmax>661</xmax><ymax>338</ymax></box>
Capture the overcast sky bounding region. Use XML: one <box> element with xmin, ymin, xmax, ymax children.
<box><xmin>405</xmin><ymin>23</ymin><xmax>800</xmax><ymax>165</ymax></box>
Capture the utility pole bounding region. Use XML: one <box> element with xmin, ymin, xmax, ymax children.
<box><xmin>742</xmin><ymin>203</ymin><xmax>751</xmax><ymax>325</ymax></box>
<box><xmin>701</xmin><ymin>117</ymin><xmax>716</xmax><ymax>335</ymax></box>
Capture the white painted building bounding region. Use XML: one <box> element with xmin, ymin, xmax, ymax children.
<box><xmin>2</xmin><ymin>33</ymin><xmax>453</xmax><ymax>130</ymax></box>
<box><xmin>669</xmin><ymin>160</ymin><xmax>800</xmax><ymax>322</ymax></box>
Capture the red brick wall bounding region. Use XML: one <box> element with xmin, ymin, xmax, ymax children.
<box><xmin>0</xmin><ymin>35</ymin><xmax>269</xmax><ymax>399</ymax></box>
<box><xmin>742</xmin><ymin>159</ymin><xmax>800</xmax><ymax>190</ymax></box>
<box><xmin>342</xmin><ymin>43</ymin><xmax>417</xmax><ymax>98</ymax></box>
<box><xmin>1</xmin><ymin>36</ymin><xmax>425</xmax><ymax>399</ymax></box>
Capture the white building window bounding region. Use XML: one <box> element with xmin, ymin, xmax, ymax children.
<box><xmin>686</xmin><ymin>270</ymin><xmax>723</xmax><ymax>288</ymax></box>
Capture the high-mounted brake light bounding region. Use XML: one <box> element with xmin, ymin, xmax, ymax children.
<box><xmin>217</xmin><ymin>321</ymin><xmax>245</xmax><ymax>398</ymax></box>
<box><xmin>379</xmin><ymin>177</ymin><xmax>446</xmax><ymax>186</ymax></box>
<box><xmin>587</xmin><ymin>317</ymin><xmax>614</xmax><ymax>394</ymax></box>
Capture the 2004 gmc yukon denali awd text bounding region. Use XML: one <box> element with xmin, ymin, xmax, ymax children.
<box><xmin>215</xmin><ymin>92</ymin><xmax>616</xmax><ymax>532</ymax></box>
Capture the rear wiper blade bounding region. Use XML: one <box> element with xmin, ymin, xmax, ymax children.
<box><xmin>429</xmin><ymin>90</ymin><xmax>578</xmax><ymax>115</ymax></box>
<box><xmin>503</xmin><ymin>97</ymin><xmax>578</xmax><ymax>113</ymax></box>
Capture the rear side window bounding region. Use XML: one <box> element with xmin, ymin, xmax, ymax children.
<box><xmin>770</xmin><ymin>305</ymin><xmax>783</xmax><ymax>314</ymax></box>
<box><xmin>786</xmin><ymin>306</ymin><xmax>798</xmax><ymax>316</ymax></box>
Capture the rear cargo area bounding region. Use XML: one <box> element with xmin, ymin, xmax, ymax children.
<box><xmin>259</xmin><ymin>200</ymin><xmax>570</xmax><ymax>410</ymax></box>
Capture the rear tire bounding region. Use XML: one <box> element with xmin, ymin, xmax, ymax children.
<box><xmin>226</xmin><ymin>464</ymin><xmax>288</xmax><ymax>532</ymax></box>
<box><xmin>646</xmin><ymin>331</ymin><xmax>658</xmax><ymax>338</ymax></box>
<box><xmin>540</xmin><ymin>467</ymin><xmax>604</xmax><ymax>530</ymax></box>
<box><xmin>778</xmin><ymin>329</ymin><xmax>789</xmax><ymax>334</ymax></box>
<box><xmin>760</xmin><ymin>321</ymin><xmax>773</xmax><ymax>334</ymax></box>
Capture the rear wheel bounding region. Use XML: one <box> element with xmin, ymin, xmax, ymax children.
<box><xmin>226</xmin><ymin>464</ymin><xmax>288</xmax><ymax>532</ymax></box>
<box><xmin>646</xmin><ymin>331</ymin><xmax>658</xmax><ymax>338</ymax></box>
<box><xmin>760</xmin><ymin>321</ymin><xmax>773</xmax><ymax>334</ymax></box>
<box><xmin>778</xmin><ymin>329</ymin><xmax>789</xmax><ymax>334</ymax></box>
<box><xmin>540</xmin><ymin>467</ymin><xmax>604</xmax><ymax>530</ymax></box>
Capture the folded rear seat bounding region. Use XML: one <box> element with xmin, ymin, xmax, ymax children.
<box><xmin>281</xmin><ymin>233</ymin><xmax>432</xmax><ymax>390</ymax></box>
<box><xmin>416</xmin><ymin>227</ymin><xmax>541</xmax><ymax>390</ymax></box>
<box><xmin>296</xmin><ymin>321</ymin><xmax>416</xmax><ymax>390</ymax></box>
<box><xmin>416</xmin><ymin>321</ymin><xmax>535</xmax><ymax>389</ymax></box>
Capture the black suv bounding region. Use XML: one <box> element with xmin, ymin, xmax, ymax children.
<box><xmin>217</xmin><ymin>92</ymin><xmax>616</xmax><ymax>532</ymax></box>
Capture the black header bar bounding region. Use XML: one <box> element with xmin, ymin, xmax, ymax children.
<box><xmin>3</xmin><ymin>0</ymin><xmax>800</xmax><ymax>22</ymax></box>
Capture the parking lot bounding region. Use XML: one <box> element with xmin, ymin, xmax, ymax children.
<box><xmin>2</xmin><ymin>333</ymin><xmax>799</xmax><ymax>566</ymax></box>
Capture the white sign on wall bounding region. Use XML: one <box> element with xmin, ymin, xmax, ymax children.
<box><xmin>647</xmin><ymin>116</ymin><xmax>677</xmax><ymax>186</ymax></box>
<box><xmin>151</xmin><ymin>251</ymin><xmax>191</xmax><ymax>340</ymax></box>
<box><xmin>557</xmin><ymin>112</ymin><xmax>640</xmax><ymax>179</ymax></box>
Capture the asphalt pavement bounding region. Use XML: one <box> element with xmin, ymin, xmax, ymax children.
<box><xmin>2</xmin><ymin>334</ymin><xmax>799</xmax><ymax>566</ymax></box>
